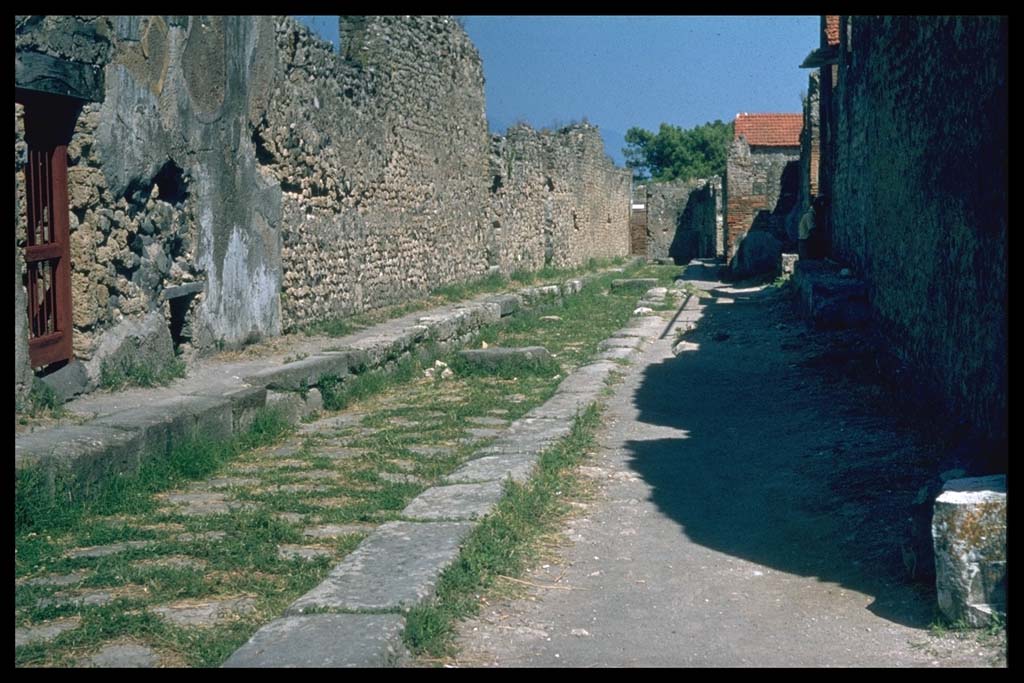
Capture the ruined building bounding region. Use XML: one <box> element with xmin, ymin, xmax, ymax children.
<box><xmin>630</xmin><ymin>178</ymin><xmax>722</xmax><ymax>265</ymax></box>
<box><xmin>799</xmin><ymin>16</ymin><xmax>1007</xmax><ymax>463</ymax></box>
<box><xmin>14</xmin><ymin>16</ymin><xmax>630</xmax><ymax>405</ymax></box>
<box><xmin>723</xmin><ymin>112</ymin><xmax>801</xmax><ymax>276</ymax></box>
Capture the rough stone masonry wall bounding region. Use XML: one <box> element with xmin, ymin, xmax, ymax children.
<box><xmin>642</xmin><ymin>177</ymin><xmax>721</xmax><ymax>263</ymax></box>
<box><xmin>800</xmin><ymin>70</ymin><xmax>821</xmax><ymax>209</ymax></box>
<box><xmin>16</xmin><ymin>16</ymin><xmax>283</xmax><ymax>382</ymax></box>
<box><xmin>644</xmin><ymin>178</ymin><xmax>699</xmax><ymax>261</ymax></box>
<box><xmin>15</xmin><ymin>15</ymin><xmax>631</xmax><ymax>396</ymax></box>
<box><xmin>486</xmin><ymin>123</ymin><xmax>630</xmax><ymax>274</ymax></box>
<box><xmin>258</xmin><ymin>17</ymin><xmax>492</xmax><ymax>329</ymax></box>
<box><xmin>724</xmin><ymin>139</ymin><xmax>799</xmax><ymax>262</ymax></box>
<box><xmin>831</xmin><ymin>16</ymin><xmax>1007</xmax><ymax>450</ymax></box>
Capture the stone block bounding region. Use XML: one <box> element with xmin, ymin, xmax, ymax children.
<box><xmin>162</xmin><ymin>281</ymin><xmax>205</xmax><ymax>300</ymax></box>
<box><xmin>598</xmin><ymin>337</ymin><xmax>643</xmax><ymax>351</ymax></box>
<box><xmin>265</xmin><ymin>391</ymin><xmax>304</xmax><ymax>426</ymax></box>
<box><xmin>457</xmin><ymin>346</ymin><xmax>553</xmax><ymax>370</ymax></box>
<box><xmin>732</xmin><ymin>230</ymin><xmax>782</xmax><ymax>278</ymax></box>
<box><xmin>303</xmin><ymin>388</ymin><xmax>323</xmax><ymax>415</ymax></box>
<box><xmin>83</xmin><ymin>311</ymin><xmax>177</xmax><ymax>388</ymax></box>
<box><xmin>15</xmin><ymin>617</ymin><xmax>81</xmax><ymax>648</ymax></box>
<box><xmin>93</xmin><ymin>394</ymin><xmax>234</xmax><ymax>462</ymax></box>
<box><xmin>932</xmin><ymin>475</ymin><xmax>1006</xmax><ymax>627</ymax></box>
<box><xmin>39</xmin><ymin>359</ymin><xmax>92</xmax><ymax>403</ymax></box>
<box><xmin>16</xmin><ymin>423</ymin><xmax>146</xmax><ymax>497</ymax></box>
<box><xmin>611</xmin><ymin>278</ymin><xmax>659</xmax><ymax>291</ymax></box>
<box><xmin>223</xmin><ymin>614</ymin><xmax>407</xmax><ymax>668</ymax></box>
<box><xmin>444</xmin><ymin>452</ymin><xmax>537</xmax><ymax>484</ymax></box>
<box><xmin>780</xmin><ymin>252</ymin><xmax>799</xmax><ymax>276</ymax></box>
<box><xmin>402</xmin><ymin>481</ymin><xmax>505</xmax><ymax>520</ymax></box>
<box><xmin>287</xmin><ymin>521</ymin><xmax>473</xmax><ymax>613</ymax></box>
<box><xmin>244</xmin><ymin>353</ymin><xmax>354</xmax><ymax>391</ymax></box>
<box><xmin>519</xmin><ymin>284</ymin><xmax>561</xmax><ymax>304</ymax></box>
<box><xmin>792</xmin><ymin>260</ymin><xmax>871</xmax><ymax>329</ymax></box>
<box><xmin>598</xmin><ymin>347</ymin><xmax>641</xmax><ymax>362</ymax></box>
<box><xmin>84</xmin><ymin>642</ymin><xmax>158</xmax><ymax>668</ymax></box>
<box><xmin>562</xmin><ymin>278</ymin><xmax>584</xmax><ymax>294</ymax></box>
<box><xmin>555</xmin><ymin>361</ymin><xmax>617</xmax><ymax>394</ymax></box>
<box><xmin>485</xmin><ymin>293</ymin><xmax>521</xmax><ymax>317</ymax></box>
<box><xmin>206</xmin><ymin>385</ymin><xmax>266</xmax><ymax>432</ymax></box>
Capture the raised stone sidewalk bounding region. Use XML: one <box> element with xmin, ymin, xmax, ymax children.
<box><xmin>223</xmin><ymin>296</ymin><xmax>671</xmax><ymax>667</ymax></box>
<box><xmin>16</xmin><ymin>269</ymin><xmax>634</xmax><ymax>499</ymax></box>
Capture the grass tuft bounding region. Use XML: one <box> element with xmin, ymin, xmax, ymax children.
<box><xmin>100</xmin><ymin>356</ymin><xmax>186</xmax><ymax>391</ymax></box>
<box><xmin>403</xmin><ymin>404</ymin><xmax>601</xmax><ymax>658</ymax></box>
<box><xmin>15</xmin><ymin>405</ymin><xmax>292</xmax><ymax>540</ymax></box>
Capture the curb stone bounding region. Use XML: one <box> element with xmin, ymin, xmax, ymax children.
<box><xmin>15</xmin><ymin>264</ymin><xmax>640</xmax><ymax>501</ymax></box>
<box><xmin>226</xmin><ymin>279</ymin><xmax>673</xmax><ymax>666</ymax></box>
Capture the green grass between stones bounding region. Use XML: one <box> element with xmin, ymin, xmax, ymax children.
<box><xmin>14</xmin><ymin>261</ymin><xmax>682</xmax><ymax>667</ymax></box>
<box><xmin>99</xmin><ymin>356</ymin><xmax>187</xmax><ymax>391</ymax></box>
<box><xmin>15</xmin><ymin>406</ymin><xmax>293</xmax><ymax>544</ymax></box>
<box><xmin>403</xmin><ymin>403</ymin><xmax>603</xmax><ymax>658</ymax></box>
<box><xmin>299</xmin><ymin>256</ymin><xmax>629</xmax><ymax>338</ymax></box>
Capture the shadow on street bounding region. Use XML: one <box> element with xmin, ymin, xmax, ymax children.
<box><xmin>625</xmin><ymin>263</ymin><xmax>936</xmax><ymax>629</ymax></box>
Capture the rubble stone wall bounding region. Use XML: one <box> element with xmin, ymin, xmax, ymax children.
<box><xmin>641</xmin><ymin>177</ymin><xmax>721</xmax><ymax>263</ymax></box>
<box><xmin>15</xmin><ymin>15</ymin><xmax>631</xmax><ymax>394</ymax></box>
<box><xmin>485</xmin><ymin>123</ymin><xmax>630</xmax><ymax>274</ymax></box>
<box><xmin>831</xmin><ymin>16</ymin><xmax>1007</xmax><ymax>449</ymax></box>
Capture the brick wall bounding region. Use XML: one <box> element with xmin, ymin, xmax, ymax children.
<box><xmin>724</xmin><ymin>137</ymin><xmax>799</xmax><ymax>261</ymax></box>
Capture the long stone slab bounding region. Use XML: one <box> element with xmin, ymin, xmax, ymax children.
<box><xmin>555</xmin><ymin>361</ymin><xmax>618</xmax><ymax>394</ymax></box>
<box><xmin>402</xmin><ymin>481</ymin><xmax>505</xmax><ymax>521</ymax></box>
<box><xmin>611</xmin><ymin>278</ymin><xmax>659</xmax><ymax>291</ymax></box>
<box><xmin>242</xmin><ymin>351</ymin><xmax>363</xmax><ymax>391</ymax></box>
<box><xmin>93</xmin><ymin>394</ymin><xmax>233</xmax><ymax>461</ymax></box>
<box><xmin>15</xmin><ymin>424</ymin><xmax>153</xmax><ymax>501</ymax></box>
<box><xmin>598</xmin><ymin>347</ymin><xmax>642</xmax><ymax>362</ymax></box>
<box><xmin>287</xmin><ymin>521</ymin><xmax>473</xmax><ymax>613</ymax></box>
<box><xmin>444</xmin><ymin>452</ymin><xmax>537</xmax><ymax>485</ymax></box>
<box><xmin>598</xmin><ymin>336</ymin><xmax>644</xmax><ymax>350</ymax></box>
<box><xmin>458</xmin><ymin>346</ymin><xmax>553</xmax><ymax>370</ymax></box>
<box><xmin>223</xmin><ymin>614</ymin><xmax>407</xmax><ymax>668</ymax></box>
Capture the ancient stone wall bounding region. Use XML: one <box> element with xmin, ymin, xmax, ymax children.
<box><xmin>800</xmin><ymin>71</ymin><xmax>821</xmax><ymax>209</ymax></box>
<box><xmin>723</xmin><ymin>139</ymin><xmax>799</xmax><ymax>262</ymax></box>
<box><xmin>642</xmin><ymin>177</ymin><xmax>722</xmax><ymax>263</ymax></box>
<box><xmin>16</xmin><ymin>16</ymin><xmax>283</xmax><ymax>386</ymax></box>
<box><xmin>15</xmin><ymin>15</ymin><xmax>631</xmax><ymax>397</ymax></box>
<box><xmin>830</xmin><ymin>16</ymin><xmax>1007</xmax><ymax>450</ymax></box>
<box><xmin>259</xmin><ymin>17</ymin><xmax>492</xmax><ymax>329</ymax></box>
<box><xmin>644</xmin><ymin>179</ymin><xmax>697</xmax><ymax>261</ymax></box>
<box><xmin>486</xmin><ymin>123</ymin><xmax>630</xmax><ymax>274</ymax></box>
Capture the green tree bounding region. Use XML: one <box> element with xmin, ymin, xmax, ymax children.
<box><xmin>623</xmin><ymin>120</ymin><xmax>733</xmax><ymax>182</ymax></box>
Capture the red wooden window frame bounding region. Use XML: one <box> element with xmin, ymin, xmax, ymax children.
<box><xmin>18</xmin><ymin>93</ymin><xmax>76</xmax><ymax>368</ymax></box>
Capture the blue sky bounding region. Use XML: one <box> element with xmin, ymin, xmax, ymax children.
<box><xmin>295</xmin><ymin>15</ymin><xmax>820</xmax><ymax>166</ymax></box>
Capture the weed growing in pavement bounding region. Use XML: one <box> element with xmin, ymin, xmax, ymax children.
<box><xmin>403</xmin><ymin>404</ymin><xmax>601</xmax><ymax>658</ymax></box>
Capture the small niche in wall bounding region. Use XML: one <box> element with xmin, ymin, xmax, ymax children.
<box><xmin>154</xmin><ymin>160</ymin><xmax>188</xmax><ymax>206</ymax></box>
<box><xmin>163</xmin><ymin>281</ymin><xmax>205</xmax><ymax>351</ymax></box>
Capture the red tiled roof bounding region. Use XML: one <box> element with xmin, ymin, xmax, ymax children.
<box><xmin>824</xmin><ymin>15</ymin><xmax>840</xmax><ymax>47</ymax></box>
<box><xmin>733</xmin><ymin>113</ymin><xmax>802</xmax><ymax>147</ymax></box>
